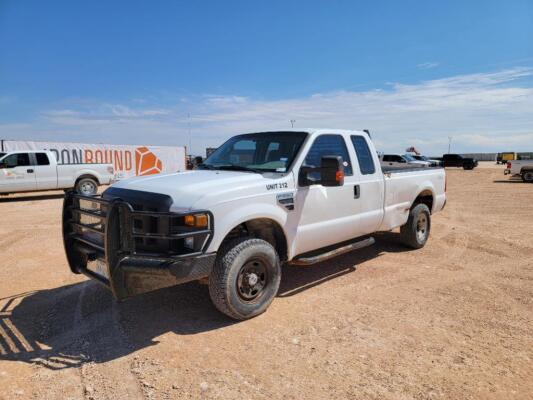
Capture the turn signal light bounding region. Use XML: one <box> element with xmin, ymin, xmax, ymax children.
<box><xmin>335</xmin><ymin>170</ymin><xmax>344</xmax><ymax>182</ymax></box>
<box><xmin>184</xmin><ymin>214</ymin><xmax>208</xmax><ymax>228</ymax></box>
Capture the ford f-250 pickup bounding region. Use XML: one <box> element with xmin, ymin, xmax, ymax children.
<box><xmin>62</xmin><ymin>129</ymin><xmax>446</xmax><ymax>320</ymax></box>
<box><xmin>0</xmin><ymin>150</ymin><xmax>115</xmax><ymax>195</ymax></box>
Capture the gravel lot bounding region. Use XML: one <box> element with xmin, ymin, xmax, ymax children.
<box><xmin>0</xmin><ymin>163</ymin><xmax>532</xmax><ymax>400</ymax></box>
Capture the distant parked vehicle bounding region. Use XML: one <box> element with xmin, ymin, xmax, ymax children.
<box><xmin>0</xmin><ymin>150</ymin><xmax>115</xmax><ymax>195</ymax></box>
<box><xmin>437</xmin><ymin>154</ymin><xmax>478</xmax><ymax>170</ymax></box>
<box><xmin>410</xmin><ymin>155</ymin><xmax>441</xmax><ymax>167</ymax></box>
<box><xmin>496</xmin><ymin>152</ymin><xmax>517</xmax><ymax>164</ymax></box>
<box><xmin>505</xmin><ymin>160</ymin><xmax>533</xmax><ymax>182</ymax></box>
<box><xmin>380</xmin><ymin>154</ymin><xmax>429</xmax><ymax>169</ymax></box>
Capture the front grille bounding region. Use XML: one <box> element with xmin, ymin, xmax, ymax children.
<box><xmin>63</xmin><ymin>189</ymin><xmax>213</xmax><ymax>272</ymax></box>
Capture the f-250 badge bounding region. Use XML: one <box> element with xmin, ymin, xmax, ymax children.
<box><xmin>276</xmin><ymin>192</ymin><xmax>294</xmax><ymax>210</ymax></box>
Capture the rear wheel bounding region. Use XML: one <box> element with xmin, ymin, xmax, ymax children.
<box><xmin>522</xmin><ymin>171</ymin><xmax>533</xmax><ymax>183</ymax></box>
<box><xmin>400</xmin><ymin>203</ymin><xmax>431</xmax><ymax>249</ymax></box>
<box><xmin>209</xmin><ymin>238</ymin><xmax>281</xmax><ymax>320</ymax></box>
<box><xmin>75</xmin><ymin>177</ymin><xmax>98</xmax><ymax>195</ymax></box>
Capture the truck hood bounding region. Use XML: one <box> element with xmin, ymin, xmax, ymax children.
<box><xmin>110</xmin><ymin>170</ymin><xmax>287</xmax><ymax>210</ymax></box>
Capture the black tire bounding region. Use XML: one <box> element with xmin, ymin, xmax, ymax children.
<box><xmin>209</xmin><ymin>237</ymin><xmax>281</xmax><ymax>320</ymax></box>
<box><xmin>463</xmin><ymin>164</ymin><xmax>474</xmax><ymax>170</ymax></box>
<box><xmin>400</xmin><ymin>203</ymin><xmax>431</xmax><ymax>249</ymax></box>
<box><xmin>522</xmin><ymin>171</ymin><xmax>533</xmax><ymax>183</ymax></box>
<box><xmin>75</xmin><ymin>177</ymin><xmax>98</xmax><ymax>195</ymax></box>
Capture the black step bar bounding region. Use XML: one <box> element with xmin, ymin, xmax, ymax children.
<box><xmin>291</xmin><ymin>237</ymin><xmax>375</xmax><ymax>266</ymax></box>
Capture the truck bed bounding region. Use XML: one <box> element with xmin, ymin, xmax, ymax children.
<box><xmin>379</xmin><ymin>166</ymin><xmax>446</xmax><ymax>231</ymax></box>
<box><xmin>381</xmin><ymin>166</ymin><xmax>443</xmax><ymax>173</ymax></box>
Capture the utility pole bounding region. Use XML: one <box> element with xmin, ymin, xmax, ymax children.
<box><xmin>448</xmin><ymin>136</ymin><xmax>452</xmax><ymax>153</ymax></box>
<box><xmin>188</xmin><ymin>113</ymin><xmax>192</xmax><ymax>154</ymax></box>
<box><xmin>290</xmin><ymin>119</ymin><xmax>296</xmax><ymax>128</ymax></box>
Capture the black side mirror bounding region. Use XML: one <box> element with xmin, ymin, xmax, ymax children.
<box><xmin>320</xmin><ymin>155</ymin><xmax>344</xmax><ymax>186</ymax></box>
<box><xmin>298</xmin><ymin>155</ymin><xmax>345</xmax><ymax>187</ymax></box>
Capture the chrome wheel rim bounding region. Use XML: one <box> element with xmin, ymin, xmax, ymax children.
<box><xmin>416</xmin><ymin>213</ymin><xmax>428</xmax><ymax>242</ymax></box>
<box><xmin>80</xmin><ymin>180</ymin><xmax>96</xmax><ymax>195</ymax></box>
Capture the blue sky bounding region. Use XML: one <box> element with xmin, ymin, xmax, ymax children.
<box><xmin>1</xmin><ymin>0</ymin><xmax>532</xmax><ymax>154</ymax></box>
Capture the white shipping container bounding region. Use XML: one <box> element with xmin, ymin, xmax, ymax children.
<box><xmin>0</xmin><ymin>139</ymin><xmax>187</xmax><ymax>179</ymax></box>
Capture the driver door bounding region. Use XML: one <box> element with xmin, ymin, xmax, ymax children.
<box><xmin>0</xmin><ymin>153</ymin><xmax>37</xmax><ymax>192</ymax></box>
<box><xmin>291</xmin><ymin>134</ymin><xmax>360</xmax><ymax>256</ymax></box>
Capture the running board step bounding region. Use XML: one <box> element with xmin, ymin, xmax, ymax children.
<box><xmin>291</xmin><ymin>237</ymin><xmax>375</xmax><ymax>266</ymax></box>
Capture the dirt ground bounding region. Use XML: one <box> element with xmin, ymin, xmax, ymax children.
<box><xmin>0</xmin><ymin>162</ymin><xmax>532</xmax><ymax>400</ymax></box>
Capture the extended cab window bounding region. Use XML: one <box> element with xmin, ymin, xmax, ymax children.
<box><xmin>350</xmin><ymin>136</ymin><xmax>375</xmax><ymax>175</ymax></box>
<box><xmin>3</xmin><ymin>153</ymin><xmax>30</xmax><ymax>168</ymax></box>
<box><xmin>35</xmin><ymin>153</ymin><xmax>50</xmax><ymax>165</ymax></box>
<box><xmin>303</xmin><ymin>135</ymin><xmax>353</xmax><ymax>175</ymax></box>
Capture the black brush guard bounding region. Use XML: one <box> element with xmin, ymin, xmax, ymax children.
<box><xmin>62</xmin><ymin>190</ymin><xmax>216</xmax><ymax>299</ymax></box>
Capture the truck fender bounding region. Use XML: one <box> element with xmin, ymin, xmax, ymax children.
<box><xmin>74</xmin><ymin>171</ymin><xmax>101</xmax><ymax>185</ymax></box>
<box><xmin>206</xmin><ymin>203</ymin><xmax>290</xmax><ymax>257</ymax></box>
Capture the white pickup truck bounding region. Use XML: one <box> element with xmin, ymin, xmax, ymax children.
<box><xmin>0</xmin><ymin>150</ymin><xmax>115</xmax><ymax>195</ymax></box>
<box><xmin>504</xmin><ymin>160</ymin><xmax>533</xmax><ymax>182</ymax></box>
<box><xmin>62</xmin><ymin>129</ymin><xmax>446</xmax><ymax>319</ymax></box>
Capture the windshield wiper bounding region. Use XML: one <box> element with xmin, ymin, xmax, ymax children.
<box><xmin>200</xmin><ymin>163</ymin><xmax>278</xmax><ymax>173</ymax></box>
<box><xmin>216</xmin><ymin>164</ymin><xmax>261</xmax><ymax>173</ymax></box>
<box><xmin>197</xmin><ymin>163</ymin><xmax>216</xmax><ymax>170</ymax></box>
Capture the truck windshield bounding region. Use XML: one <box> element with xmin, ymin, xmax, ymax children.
<box><xmin>201</xmin><ymin>132</ymin><xmax>308</xmax><ymax>172</ymax></box>
<box><xmin>403</xmin><ymin>154</ymin><xmax>417</xmax><ymax>161</ymax></box>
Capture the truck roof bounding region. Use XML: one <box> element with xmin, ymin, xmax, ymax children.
<box><xmin>246</xmin><ymin>128</ymin><xmax>370</xmax><ymax>136</ymax></box>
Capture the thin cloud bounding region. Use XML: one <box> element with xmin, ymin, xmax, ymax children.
<box><xmin>1</xmin><ymin>67</ymin><xmax>532</xmax><ymax>155</ymax></box>
<box><xmin>417</xmin><ymin>62</ymin><xmax>439</xmax><ymax>70</ymax></box>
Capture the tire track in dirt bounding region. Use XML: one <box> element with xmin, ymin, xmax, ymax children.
<box><xmin>72</xmin><ymin>283</ymin><xmax>146</xmax><ymax>400</ymax></box>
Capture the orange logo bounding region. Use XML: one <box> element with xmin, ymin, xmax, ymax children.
<box><xmin>135</xmin><ymin>146</ymin><xmax>163</xmax><ymax>176</ymax></box>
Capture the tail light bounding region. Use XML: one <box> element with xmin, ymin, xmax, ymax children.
<box><xmin>506</xmin><ymin>162</ymin><xmax>511</xmax><ymax>169</ymax></box>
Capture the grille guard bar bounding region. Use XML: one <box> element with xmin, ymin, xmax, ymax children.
<box><xmin>62</xmin><ymin>191</ymin><xmax>214</xmax><ymax>299</ymax></box>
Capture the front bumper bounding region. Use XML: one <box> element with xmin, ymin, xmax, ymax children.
<box><xmin>62</xmin><ymin>190</ymin><xmax>215</xmax><ymax>300</ymax></box>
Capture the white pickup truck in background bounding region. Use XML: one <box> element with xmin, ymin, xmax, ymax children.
<box><xmin>62</xmin><ymin>129</ymin><xmax>446</xmax><ymax>320</ymax></box>
<box><xmin>504</xmin><ymin>160</ymin><xmax>533</xmax><ymax>182</ymax></box>
<box><xmin>0</xmin><ymin>150</ymin><xmax>115</xmax><ymax>195</ymax></box>
<box><xmin>379</xmin><ymin>153</ymin><xmax>431</xmax><ymax>169</ymax></box>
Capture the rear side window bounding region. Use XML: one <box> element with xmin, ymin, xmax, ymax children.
<box><xmin>35</xmin><ymin>153</ymin><xmax>50</xmax><ymax>165</ymax></box>
<box><xmin>304</xmin><ymin>135</ymin><xmax>353</xmax><ymax>175</ymax></box>
<box><xmin>350</xmin><ymin>136</ymin><xmax>376</xmax><ymax>175</ymax></box>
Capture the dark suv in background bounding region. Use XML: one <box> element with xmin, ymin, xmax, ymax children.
<box><xmin>438</xmin><ymin>154</ymin><xmax>478</xmax><ymax>170</ymax></box>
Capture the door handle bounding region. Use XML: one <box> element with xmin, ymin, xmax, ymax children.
<box><xmin>27</xmin><ymin>169</ymin><xmax>34</xmax><ymax>173</ymax></box>
<box><xmin>354</xmin><ymin>185</ymin><xmax>360</xmax><ymax>199</ymax></box>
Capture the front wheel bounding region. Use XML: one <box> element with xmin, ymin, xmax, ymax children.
<box><xmin>209</xmin><ymin>238</ymin><xmax>281</xmax><ymax>320</ymax></box>
<box><xmin>400</xmin><ymin>203</ymin><xmax>431</xmax><ymax>249</ymax></box>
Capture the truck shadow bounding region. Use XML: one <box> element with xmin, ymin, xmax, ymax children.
<box><xmin>0</xmin><ymin>193</ymin><xmax>65</xmax><ymax>202</ymax></box>
<box><xmin>0</xmin><ymin>232</ymin><xmax>409</xmax><ymax>370</ymax></box>
<box><xmin>492</xmin><ymin>179</ymin><xmax>525</xmax><ymax>184</ymax></box>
